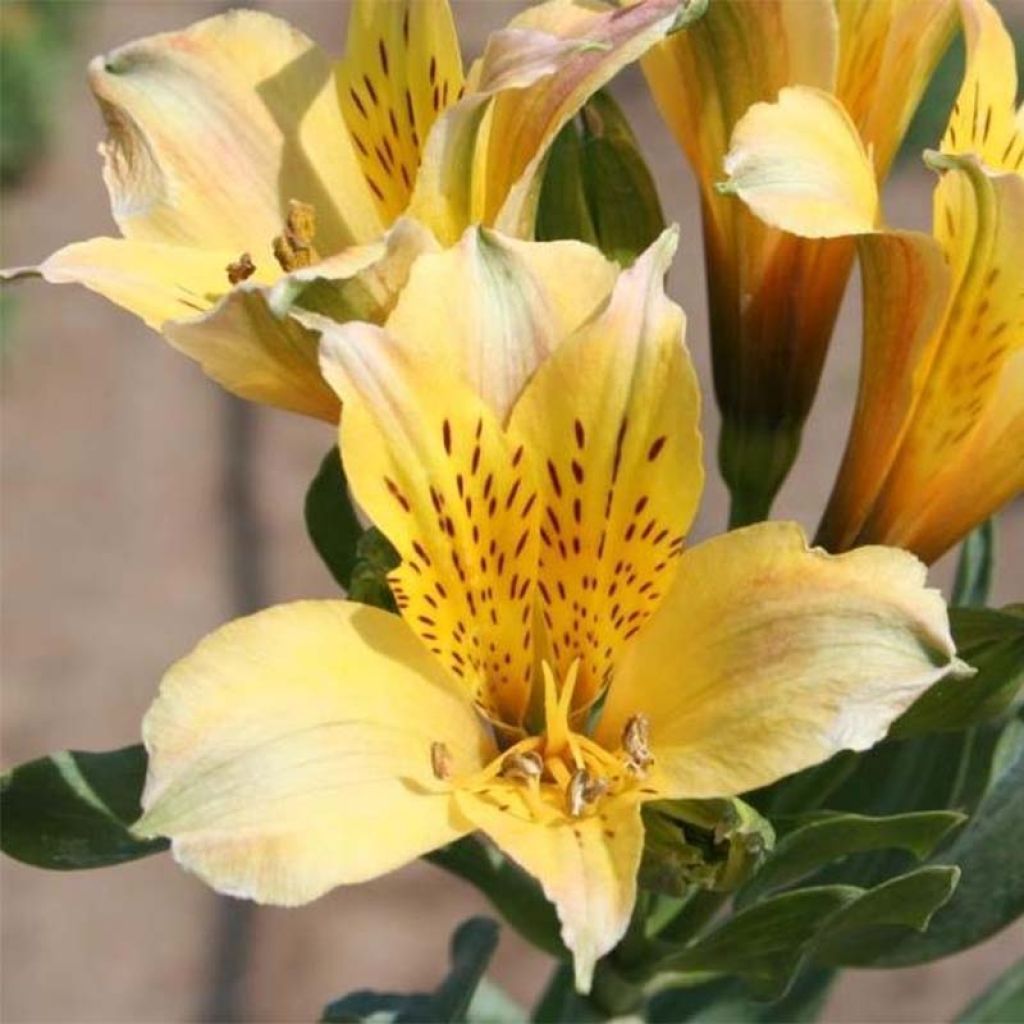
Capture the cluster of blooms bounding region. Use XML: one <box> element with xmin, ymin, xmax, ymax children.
<box><xmin>6</xmin><ymin>0</ymin><xmax>1020</xmax><ymax>992</ymax></box>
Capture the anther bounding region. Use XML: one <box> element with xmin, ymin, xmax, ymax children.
<box><xmin>568</xmin><ymin>769</ymin><xmax>608</xmax><ymax>817</ymax></box>
<box><xmin>226</xmin><ymin>252</ymin><xmax>256</xmax><ymax>285</ymax></box>
<box><xmin>430</xmin><ymin>741</ymin><xmax>453</xmax><ymax>780</ymax></box>
<box><xmin>500</xmin><ymin>750</ymin><xmax>544</xmax><ymax>782</ymax></box>
<box><xmin>622</xmin><ymin>713</ymin><xmax>654</xmax><ymax>774</ymax></box>
<box><xmin>273</xmin><ymin>199</ymin><xmax>320</xmax><ymax>272</ymax></box>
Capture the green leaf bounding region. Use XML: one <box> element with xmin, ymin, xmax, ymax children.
<box><xmin>738</xmin><ymin>812</ymin><xmax>964</xmax><ymax>906</ymax></box>
<box><xmin>426</xmin><ymin>838</ymin><xmax>565</xmax><ymax>959</ymax></box>
<box><xmin>892</xmin><ymin>606</ymin><xmax>1024</xmax><ymax>737</ymax></box>
<box><xmin>953</xmin><ymin>520</ymin><xmax>995</xmax><ymax>608</ymax></box>
<box><xmin>865</xmin><ymin>733</ymin><xmax>1024</xmax><ymax>965</ymax></box>
<box><xmin>466</xmin><ymin>980</ymin><xmax>524</xmax><ymax>1024</ymax></box>
<box><xmin>536</xmin><ymin>90</ymin><xmax>665</xmax><ymax>266</ymax></box>
<box><xmin>305</xmin><ymin>446</ymin><xmax>363</xmax><ymax>590</ymax></box>
<box><xmin>320</xmin><ymin>917</ymin><xmax>500</xmax><ymax>1023</ymax></box>
<box><xmin>956</xmin><ymin>956</ymin><xmax>1024</xmax><ymax>1023</ymax></box>
<box><xmin>1</xmin><ymin>744</ymin><xmax>166</xmax><ymax>869</ymax></box>
<box><xmin>532</xmin><ymin>963</ymin><xmax>602</xmax><ymax>1023</ymax></box>
<box><xmin>347</xmin><ymin>527</ymin><xmax>400</xmax><ymax>612</ymax></box>
<box><xmin>810</xmin><ymin>866</ymin><xmax>960</xmax><ymax>967</ymax></box>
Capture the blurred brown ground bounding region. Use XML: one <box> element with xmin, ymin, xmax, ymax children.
<box><xmin>1</xmin><ymin>2</ymin><xmax>1021</xmax><ymax>1022</ymax></box>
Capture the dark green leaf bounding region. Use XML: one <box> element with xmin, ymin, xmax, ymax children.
<box><xmin>956</xmin><ymin>956</ymin><xmax>1024</xmax><ymax>1022</ymax></box>
<box><xmin>535</xmin><ymin>122</ymin><xmax>598</xmax><ymax>248</ymax></box>
<box><xmin>738</xmin><ymin>812</ymin><xmax>964</xmax><ymax>906</ymax></box>
<box><xmin>810</xmin><ymin>866</ymin><xmax>960</xmax><ymax>967</ymax></box>
<box><xmin>892</xmin><ymin>606</ymin><xmax>1024</xmax><ymax>737</ymax></box>
<box><xmin>953</xmin><ymin>520</ymin><xmax>996</xmax><ymax>607</ymax></box>
<box><xmin>1</xmin><ymin>744</ymin><xmax>166</xmax><ymax>869</ymax></box>
<box><xmin>320</xmin><ymin>917</ymin><xmax>500</xmax><ymax>1023</ymax></box>
<box><xmin>865</xmin><ymin>733</ymin><xmax>1024</xmax><ymax>965</ymax></box>
<box><xmin>347</xmin><ymin>527</ymin><xmax>400</xmax><ymax>612</ymax></box>
<box><xmin>427</xmin><ymin>838</ymin><xmax>565</xmax><ymax>958</ymax></box>
<box><xmin>305</xmin><ymin>446</ymin><xmax>363</xmax><ymax>590</ymax></box>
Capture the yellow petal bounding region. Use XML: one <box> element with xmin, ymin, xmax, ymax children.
<box><xmin>942</xmin><ymin>0</ymin><xmax>1024</xmax><ymax>171</ymax></box>
<box><xmin>91</xmin><ymin>9</ymin><xmax>382</xmax><ymax>254</ymax></box>
<box><xmin>597</xmin><ymin>523</ymin><xmax>959</xmax><ymax>798</ymax></box>
<box><xmin>320</xmin><ymin>323</ymin><xmax>541</xmax><ymax>726</ymax></box>
<box><xmin>382</xmin><ymin>228</ymin><xmax>617</xmax><ymax>423</ymax></box>
<box><xmin>857</xmin><ymin>158</ymin><xmax>1024</xmax><ymax>561</ymax></box>
<box><xmin>3</xmin><ymin>236</ymin><xmax>254</xmax><ymax>331</ymax></box>
<box><xmin>411</xmin><ymin>0</ymin><xmax>683</xmax><ymax>243</ymax></box>
<box><xmin>136</xmin><ymin>601</ymin><xmax>491</xmax><ymax>904</ymax></box>
<box><xmin>837</xmin><ymin>0</ymin><xmax>957</xmax><ymax>178</ymax></box>
<box><xmin>506</xmin><ymin>231</ymin><xmax>703</xmax><ymax>714</ymax></box>
<box><xmin>166</xmin><ymin>217</ymin><xmax>438</xmax><ymax>421</ymax></box>
<box><xmin>817</xmin><ymin>230</ymin><xmax>952</xmax><ymax>552</ymax></box>
<box><xmin>723</xmin><ymin>86</ymin><xmax>880</xmax><ymax>238</ymax></box>
<box><xmin>455</xmin><ymin>785</ymin><xmax>643</xmax><ymax>993</ymax></box>
<box><xmin>338</xmin><ymin>0</ymin><xmax>464</xmax><ymax>224</ymax></box>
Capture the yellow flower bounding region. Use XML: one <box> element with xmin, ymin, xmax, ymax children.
<box><xmin>642</xmin><ymin>0</ymin><xmax>958</xmax><ymax>523</ymax></box>
<box><xmin>134</xmin><ymin>229</ymin><xmax>960</xmax><ymax>990</ymax></box>
<box><xmin>2</xmin><ymin>0</ymin><xmax>685</xmax><ymax>421</ymax></box>
<box><xmin>721</xmin><ymin>0</ymin><xmax>1023</xmax><ymax>563</ymax></box>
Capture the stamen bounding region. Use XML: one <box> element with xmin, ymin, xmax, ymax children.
<box><xmin>430</xmin><ymin>741</ymin><xmax>453</xmax><ymax>780</ymax></box>
<box><xmin>226</xmin><ymin>252</ymin><xmax>256</xmax><ymax>285</ymax></box>
<box><xmin>622</xmin><ymin>713</ymin><xmax>654</xmax><ymax>775</ymax></box>
<box><xmin>568</xmin><ymin>768</ymin><xmax>608</xmax><ymax>817</ymax></box>
<box><xmin>500</xmin><ymin>750</ymin><xmax>544</xmax><ymax>782</ymax></box>
<box><xmin>273</xmin><ymin>199</ymin><xmax>320</xmax><ymax>272</ymax></box>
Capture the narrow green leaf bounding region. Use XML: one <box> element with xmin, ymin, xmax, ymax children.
<box><xmin>953</xmin><ymin>520</ymin><xmax>996</xmax><ymax>608</ymax></box>
<box><xmin>427</xmin><ymin>838</ymin><xmax>565</xmax><ymax>958</ymax></box>
<box><xmin>320</xmin><ymin>917</ymin><xmax>500</xmax><ymax>1023</ymax></box>
<box><xmin>810</xmin><ymin>866</ymin><xmax>961</xmax><ymax>967</ymax></box>
<box><xmin>738</xmin><ymin>812</ymin><xmax>964</xmax><ymax>906</ymax></box>
<box><xmin>956</xmin><ymin>956</ymin><xmax>1024</xmax><ymax>1023</ymax></box>
<box><xmin>305</xmin><ymin>446</ymin><xmax>363</xmax><ymax>590</ymax></box>
<box><xmin>1</xmin><ymin>744</ymin><xmax>166</xmax><ymax>869</ymax></box>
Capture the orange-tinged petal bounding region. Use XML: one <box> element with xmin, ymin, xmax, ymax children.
<box><xmin>942</xmin><ymin>0</ymin><xmax>1024</xmax><ymax>171</ymax></box>
<box><xmin>722</xmin><ymin>86</ymin><xmax>880</xmax><ymax>238</ymax></box>
<box><xmin>596</xmin><ymin>523</ymin><xmax>961</xmax><ymax>799</ymax></box>
<box><xmin>319</xmin><ymin>322</ymin><xmax>541</xmax><ymax>726</ymax></box>
<box><xmin>91</xmin><ymin>9</ymin><xmax>382</xmax><ymax>254</ymax></box>
<box><xmin>136</xmin><ymin>601</ymin><xmax>491</xmax><ymax>904</ymax></box>
<box><xmin>506</xmin><ymin>231</ymin><xmax>702</xmax><ymax>714</ymax></box>
<box><xmin>338</xmin><ymin>0</ymin><xmax>464</xmax><ymax>224</ymax></box>
<box><xmin>455</xmin><ymin>785</ymin><xmax>644</xmax><ymax>993</ymax></box>
<box><xmin>382</xmin><ymin>228</ymin><xmax>616</xmax><ymax>423</ymax></box>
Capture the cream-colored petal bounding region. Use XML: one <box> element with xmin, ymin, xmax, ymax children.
<box><xmin>166</xmin><ymin>217</ymin><xmax>438</xmax><ymax>421</ymax></box>
<box><xmin>382</xmin><ymin>228</ymin><xmax>617</xmax><ymax>422</ymax></box>
<box><xmin>723</xmin><ymin>86</ymin><xmax>880</xmax><ymax>238</ymax></box>
<box><xmin>597</xmin><ymin>523</ymin><xmax>959</xmax><ymax>799</ymax></box>
<box><xmin>507</xmin><ymin>230</ymin><xmax>702</xmax><ymax>714</ymax></box>
<box><xmin>91</xmin><ymin>9</ymin><xmax>381</xmax><ymax>253</ymax></box>
<box><xmin>4</xmin><ymin>236</ymin><xmax>253</xmax><ymax>331</ymax></box>
<box><xmin>320</xmin><ymin>323</ymin><xmax>541</xmax><ymax>726</ymax></box>
<box><xmin>455</xmin><ymin>785</ymin><xmax>643</xmax><ymax>993</ymax></box>
<box><xmin>338</xmin><ymin>0</ymin><xmax>464</xmax><ymax>223</ymax></box>
<box><xmin>410</xmin><ymin>0</ymin><xmax>683</xmax><ymax>243</ymax></box>
<box><xmin>136</xmin><ymin>601</ymin><xmax>491</xmax><ymax>904</ymax></box>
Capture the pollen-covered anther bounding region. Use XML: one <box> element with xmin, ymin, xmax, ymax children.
<box><xmin>226</xmin><ymin>252</ymin><xmax>256</xmax><ymax>285</ymax></box>
<box><xmin>273</xmin><ymin>199</ymin><xmax>320</xmax><ymax>272</ymax></box>
<box><xmin>500</xmin><ymin>750</ymin><xmax>544</xmax><ymax>782</ymax></box>
<box><xmin>622</xmin><ymin>713</ymin><xmax>654</xmax><ymax>775</ymax></box>
<box><xmin>568</xmin><ymin>768</ymin><xmax>608</xmax><ymax>817</ymax></box>
<box><xmin>430</xmin><ymin>741</ymin><xmax>453</xmax><ymax>781</ymax></box>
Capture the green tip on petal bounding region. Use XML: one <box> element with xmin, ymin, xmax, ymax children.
<box><xmin>669</xmin><ymin>0</ymin><xmax>709</xmax><ymax>34</ymax></box>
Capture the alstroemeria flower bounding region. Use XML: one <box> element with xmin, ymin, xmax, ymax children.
<box><xmin>2</xmin><ymin>0</ymin><xmax>685</xmax><ymax>421</ymax></box>
<box><xmin>722</xmin><ymin>0</ymin><xmax>1023</xmax><ymax>563</ymax></box>
<box><xmin>642</xmin><ymin>0</ymin><xmax>957</xmax><ymax>522</ymax></box>
<box><xmin>134</xmin><ymin>229</ymin><xmax>961</xmax><ymax>991</ymax></box>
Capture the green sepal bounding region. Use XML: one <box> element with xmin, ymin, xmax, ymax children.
<box><xmin>0</xmin><ymin>744</ymin><xmax>166</xmax><ymax>870</ymax></box>
<box><xmin>320</xmin><ymin>917</ymin><xmax>504</xmax><ymax>1023</ymax></box>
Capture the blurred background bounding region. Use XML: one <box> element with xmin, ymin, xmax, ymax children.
<box><xmin>1</xmin><ymin>2</ymin><xmax>1021</xmax><ymax>1021</ymax></box>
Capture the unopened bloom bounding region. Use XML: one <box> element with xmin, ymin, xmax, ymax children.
<box><xmin>3</xmin><ymin>0</ymin><xmax>685</xmax><ymax>420</ymax></box>
<box><xmin>643</xmin><ymin>0</ymin><xmax>957</xmax><ymax>523</ymax></box>
<box><xmin>134</xmin><ymin>229</ymin><xmax>960</xmax><ymax>990</ymax></box>
<box><xmin>723</xmin><ymin>0</ymin><xmax>1023</xmax><ymax>563</ymax></box>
